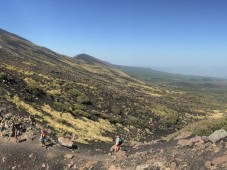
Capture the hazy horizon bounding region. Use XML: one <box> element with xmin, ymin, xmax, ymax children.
<box><xmin>1</xmin><ymin>0</ymin><xmax>227</xmax><ymax>67</ymax></box>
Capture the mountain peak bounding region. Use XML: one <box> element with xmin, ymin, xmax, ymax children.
<box><xmin>74</xmin><ymin>53</ymin><xmax>109</xmax><ymax>66</ymax></box>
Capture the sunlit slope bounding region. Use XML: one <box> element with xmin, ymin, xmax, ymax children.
<box><xmin>0</xmin><ymin>28</ymin><xmax>165</xmax><ymax>142</ymax></box>
<box><xmin>1</xmin><ymin>28</ymin><xmax>227</xmax><ymax>143</ymax></box>
<box><xmin>116</xmin><ymin>64</ymin><xmax>227</xmax><ymax>138</ymax></box>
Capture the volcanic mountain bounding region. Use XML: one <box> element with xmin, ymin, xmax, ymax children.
<box><xmin>1</xmin><ymin>28</ymin><xmax>227</xmax><ymax>169</ymax></box>
<box><xmin>0</xmin><ymin>28</ymin><xmax>164</xmax><ymax>144</ymax></box>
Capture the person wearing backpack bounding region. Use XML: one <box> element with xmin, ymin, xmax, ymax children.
<box><xmin>40</xmin><ymin>130</ymin><xmax>47</xmax><ymax>147</ymax></box>
<box><xmin>0</xmin><ymin>121</ymin><xmax>4</xmax><ymax>140</ymax></box>
<box><xmin>14</xmin><ymin>125</ymin><xmax>20</xmax><ymax>143</ymax></box>
<box><xmin>114</xmin><ymin>134</ymin><xmax>123</xmax><ymax>152</ymax></box>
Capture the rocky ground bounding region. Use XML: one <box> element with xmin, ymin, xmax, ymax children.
<box><xmin>1</xmin><ymin>28</ymin><xmax>227</xmax><ymax>170</ymax></box>
<box><xmin>1</xmin><ymin>89</ymin><xmax>227</xmax><ymax>170</ymax></box>
<box><xmin>1</xmin><ymin>118</ymin><xmax>227</xmax><ymax>170</ymax></box>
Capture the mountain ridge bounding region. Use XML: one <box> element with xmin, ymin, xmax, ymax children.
<box><xmin>1</xmin><ymin>28</ymin><xmax>227</xmax><ymax>145</ymax></box>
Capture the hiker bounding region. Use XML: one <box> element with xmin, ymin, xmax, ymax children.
<box><xmin>8</xmin><ymin>121</ymin><xmax>14</xmax><ymax>139</ymax></box>
<box><xmin>114</xmin><ymin>134</ymin><xmax>123</xmax><ymax>152</ymax></box>
<box><xmin>14</xmin><ymin>125</ymin><xmax>19</xmax><ymax>143</ymax></box>
<box><xmin>0</xmin><ymin>121</ymin><xmax>4</xmax><ymax>140</ymax></box>
<box><xmin>40</xmin><ymin>130</ymin><xmax>47</xmax><ymax>146</ymax></box>
<box><xmin>29</xmin><ymin>115</ymin><xmax>35</xmax><ymax>126</ymax></box>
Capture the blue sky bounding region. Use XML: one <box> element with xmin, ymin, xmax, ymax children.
<box><xmin>0</xmin><ymin>0</ymin><xmax>227</xmax><ymax>67</ymax></box>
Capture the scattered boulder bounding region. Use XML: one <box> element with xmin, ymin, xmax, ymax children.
<box><xmin>170</xmin><ymin>161</ymin><xmax>177</xmax><ymax>170</ymax></box>
<box><xmin>207</xmin><ymin>129</ymin><xmax>227</xmax><ymax>144</ymax></box>
<box><xmin>58</xmin><ymin>137</ymin><xmax>75</xmax><ymax>148</ymax></box>
<box><xmin>12</xmin><ymin>166</ymin><xmax>16</xmax><ymax>169</ymax></box>
<box><xmin>204</xmin><ymin>161</ymin><xmax>213</xmax><ymax>169</ymax></box>
<box><xmin>64</xmin><ymin>154</ymin><xmax>74</xmax><ymax>159</ymax></box>
<box><xmin>174</xmin><ymin>131</ymin><xmax>192</xmax><ymax>140</ymax></box>
<box><xmin>212</xmin><ymin>155</ymin><xmax>227</xmax><ymax>166</ymax></box>
<box><xmin>201</xmin><ymin>136</ymin><xmax>209</xmax><ymax>142</ymax></box>
<box><xmin>177</xmin><ymin>139</ymin><xmax>192</xmax><ymax>147</ymax></box>
<box><xmin>190</xmin><ymin>136</ymin><xmax>202</xmax><ymax>143</ymax></box>
<box><xmin>35</xmin><ymin>123</ymin><xmax>43</xmax><ymax>130</ymax></box>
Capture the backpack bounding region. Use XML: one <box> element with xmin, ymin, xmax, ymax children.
<box><xmin>118</xmin><ymin>137</ymin><xmax>123</xmax><ymax>145</ymax></box>
<box><xmin>42</xmin><ymin>131</ymin><xmax>47</xmax><ymax>137</ymax></box>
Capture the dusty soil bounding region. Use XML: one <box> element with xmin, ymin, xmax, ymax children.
<box><xmin>0</xmin><ymin>136</ymin><xmax>110</xmax><ymax>170</ymax></box>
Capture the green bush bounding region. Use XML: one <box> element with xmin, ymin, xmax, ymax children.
<box><xmin>73</xmin><ymin>103</ymin><xmax>85</xmax><ymax>111</ymax></box>
<box><xmin>113</xmin><ymin>94</ymin><xmax>121</xmax><ymax>100</ymax></box>
<box><xmin>24</xmin><ymin>78</ymin><xmax>45</xmax><ymax>96</ymax></box>
<box><xmin>127</xmin><ymin>115</ymin><xmax>138</xmax><ymax>123</ymax></box>
<box><xmin>110</xmin><ymin>117</ymin><xmax>124</xmax><ymax>124</ymax></box>
<box><xmin>0</xmin><ymin>72</ymin><xmax>6</xmax><ymax>79</ymax></box>
<box><xmin>165</xmin><ymin>117</ymin><xmax>227</xmax><ymax>141</ymax></box>
<box><xmin>135</xmin><ymin>109</ymin><xmax>147</xmax><ymax>115</ymax></box>
<box><xmin>158</xmin><ymin>111</ymin><xmax>179</xmax><ymax>127</ymax></box>
<box><xmin>54</xmin><ymin>101</ymin><xmax>73</xmax><ymax>112</ymax></box>
<box><xmin>91</xmin><ymin>110</ymin><xmax>101</xmax><ymax>116</ymax></box>
<box><xmin>68</xmin><ymin>89</ymin><xmax>81</xmax><ymax>97</ymax></box>
<box><xmin>111</xmin><ymin>106</ymin><xmax>121</xmax><ymax>115</ymax></box>
<box><xmin>73</xmin><ymin>110</ymin><xmax>91</xmax><ymax>119</ymax></box>
<box><xmin>26</xmin><ymin>86</ymin><xmax>45</xmax><ymax>96</ymax></box>
<box><xmin>77</xmin><ymin>94</ymin><xmax>91</xmax><ymax>104</ymax></box>
<box><xmin>189</xmin><ymin>117</ymin><xmax>227</xmax><ymax>136</ymax></box>
<box><xmin>54</xmin><ymin>101</ymin><xmax>62</xmax><ymax>108</ymax></box>
<box><xmin>151</xmin><ymin>105</ymin><xmax>179</xmax><ymax>127</ymax></box>
<box><xmin>100</xmin><ymin>113</ymin><xmax>112</xmax><ymax>120</ymax></box>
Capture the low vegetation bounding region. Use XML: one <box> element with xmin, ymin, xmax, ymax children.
<box><xmin>1</xmin><ymin>29</ymin><xmax>227</xmax><ymax>144</ymax></box>
<box><xmin>0</xmin><ymin>72</ymin><xmax>6</xmax><ymax>79</ymax></box>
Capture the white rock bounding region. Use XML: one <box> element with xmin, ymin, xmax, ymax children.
<box><xmin>207</xmin><ymin>129</ymin><xmax>227</xmax><ymax>144</ymax></box>
<box><xmin>64</xmin><ymin>154</ymin><xmax>74</xmax><ymax>159</ymax></box>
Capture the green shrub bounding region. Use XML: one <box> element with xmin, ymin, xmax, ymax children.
<box><xmin>54</xmin><ymin>101</ymin><xmax>62</xmax><ymax>108</ymax></box>
<box><xmin>113</xmin><ymin>94</ymin><xmax>121</xmax><ymax>100</ymax></box>
<box><xmin>73</xmin><ymin>103</ymin><xmax>85</xmax><ymax>110</ymax></box>
<box><xmin>189</xmin><ymin>117</ymin><xmax>227</xmax><ymax>136</ymax></box>
<box><xmin>151</xmin><ymin>105</ymin><xmax>179</xmax><ymax>127</ymax></box>
<box><xmin>68</xmin><ymin>89</ymin><xmax>81</xmax><ymax>97</ymax></box>
<box><xmin>165</xmin><ymin>117</ymin><xmax>227</xmax><ymax>141</ymax></box>
<box><xmin>91</xmin><ymin>110</ymin><xmax>101</xmax><ymax>116</ymax></box>
<box><xmin>0</xmin><ymin>72</ymin><xmax>6</xmax><ymax>79</ymax></box>
<box><xmin>110</xmin><ymin>117</ymin><xmax>124</xmax><ymax>124</ymax></box>
<box><xmin>111</xmin><ymin>106</ymin><xmax>121</xmax><ymax>115</ymax></box>
<box><xmin>26</xmin><ymin>86</ymin><xmax>45</xmax><ymax>96</ymax></box>
<box><xmin>77</xmin><ymin>94</ymin><xmax>91</xmax><ymax>104</ymax></box>
<box><xmin>136</xmin><ymin>109</ymin><xmax>147</xmax><ymax>115</ymax></box>
<box><xmin>24</xmin><ymin>78</ymin><xmax>45</xmax><ymax>96</ymax></box>
<box><xmin>99</xmin><ymin>113</ymin><xmax>112</xmax><ymax>121</ymax></box>
<box><xmin>127</xmin><ymin>115</ymin><xmax>138</xmax><ymax>122</ymax></box>
<box><xmin>158</xmin><ymin>111</ymin><xmax>179</xmax><ymax>127</ymax></box>
<box><xmin>73</xmin><ymin>110</ymin><xmax>91</xmax><ymax>119</ymax></box>
<box><xmin>54</xmin><ymin>101</ymin><xmax>73</xmax><ymax>112</ymax></box>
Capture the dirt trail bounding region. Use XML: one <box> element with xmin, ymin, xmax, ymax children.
<box><xmin>0</xmin><ymin>136</ymin><xmax>111</xmax><ymax>170</ymax></box>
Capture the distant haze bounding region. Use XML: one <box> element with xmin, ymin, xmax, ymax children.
<box><xmin>152</xmin><ymin>66</ymin><xmax>227</xmax><ymax>79</ymax></box>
